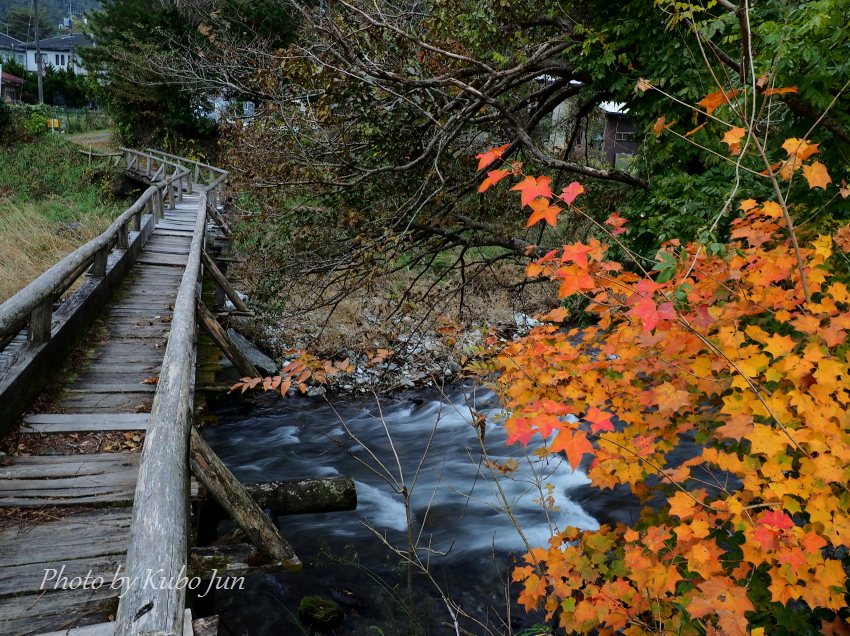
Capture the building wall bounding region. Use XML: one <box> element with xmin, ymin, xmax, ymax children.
<box><xmin>25</xmin><ymin>48</ymin><xmax>86</xmax><ymax>75</ymax></box>
<box><xmin>604</xmin><ymin>114</ymin><xmax>641</xmax><ymax>167</ymax></box>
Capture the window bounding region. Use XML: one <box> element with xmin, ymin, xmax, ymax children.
<box><xmin>61</xmin><ymin>54</ymin><xmax>65</xmax><ymax>66</ymax></box>
<box><xmin>56</xmin><ymin>54</ymin><xmax>60</xmax><ymax>65</ymax></box>
<box><xmin>614</xmin><ymin>131</ymin><xmax>631</xmax><ymax>142</ymax></box>
<box><xmin>17</xmin><ymin>53</ymin><xmax>24</xmax><ymax>63</ymax></box>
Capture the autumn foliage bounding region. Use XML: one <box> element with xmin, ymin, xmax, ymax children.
<box><xmin>473</xmin><ymin>85</ymin><xmax>850</xmax><ymax>634</ymax></box>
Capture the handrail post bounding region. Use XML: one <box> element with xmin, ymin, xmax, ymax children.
<box><xmin>146</xmin><ymin>155</ymin><xmax>151</xmax><ymax>176</ymax></box>
<box><xmin>178</xmin><ymin>174</ymin><xmax>184</xmax><ymax>202</ymax></box>
<box><xmin>117</xmin><ymin>221</ymin><xmax>129</xmax><ymax>249</ymax></box>
<box><xmin>28</xmin><ymin>298</ymin><xmax>52</xmax><ymax>343</ymax></box>
<box><xmin>156</xmin><ymin>188</ymin><xmax>164</xmax><ymax>222</ymax></box>
<box><xmin>90</xmin><ymin>246</ymin><xmax>109</xmax><ymax>277</ymax></box>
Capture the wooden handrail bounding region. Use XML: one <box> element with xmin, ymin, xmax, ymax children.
<box><xmin>112</xmin><ymin>189</ymin><xmax>209</xmax><ymax>636</ymax></box>
<box><xmin>144</xmin><ymin>148</ymin><xmax>227</xmax><ymax>184</ymax></box>
<box><xmin>0</xmin><ymin>185</ymin><xmax>161</xmax><ymax>340</ymax></box>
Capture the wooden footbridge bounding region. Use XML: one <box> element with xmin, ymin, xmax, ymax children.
<box><xmin>0</xmin><ymin>150</ymin><xmax>356</xmax><ymax>636</ymax></box>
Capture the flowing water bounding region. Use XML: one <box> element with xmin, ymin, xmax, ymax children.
<box><xmin>203</xmin><ymin>384</ymin><xmax>619</xmax><ymax>635</ymax></box>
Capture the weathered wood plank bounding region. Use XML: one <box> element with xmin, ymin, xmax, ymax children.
<box><xmin>22</xmin><ymin>413</ymin><xmax>150</xmax><ymax>433</ymax></box>
<box><xmin>0</xmin><ymin>585</ymin><xmax>118</xmax><ymax>634</ymax></box>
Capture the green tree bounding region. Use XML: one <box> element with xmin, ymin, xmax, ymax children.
<box><xmin>3</xmin><ymin>4</ymin><xmax>55</xmax><ymax>41</ymax></box>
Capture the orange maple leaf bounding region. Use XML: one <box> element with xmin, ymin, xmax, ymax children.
<box><xmin>696</xmin><ymin>89</ymin><xmax>741</xmax><ymax>115</ymax></box>
<box><xmin>560</xmin><ymin>242</ymin><xmax>596</xmax><ymax>269</ymax></box>
<box><xmin>803</xmin><ymin>161</ymin><xmax>831</xmax><ymax>189</ymax></box>
<box><xmin>781</xmin><ymin>138</ymin><xmax>819</xmax><ymax>160</ymax></box>
<box><xmin>834</xmin><ymin>225</ymin><xmax>850</xmax><ymax>253</ymax></box>
<box><xmin>550</xmin><ymin>429</ymin><xmax>594</xmax><ymax>469</ymax></box>
<box><xmin>478</xmin><ymin>169</ymin><xmax>510</xmax><ymax>192</ymax></box>
<box><xmin>526</xmin><ymin>198</ymin><xmax>562</xmax><ymax>227</ymax></box>
<box><xmin>763</xmin><ymin>86</ymin><xmax>798</xmax><ymax>96</ymax></box>
<box><xmin>721</xmin><ymin>126</ymin><xmax>746</xmax><ymax>148</ymax></box>
<box><xmin>474</xmin><ymin>143</ymin><xmax>510</xmax><ymax>171</ymax></box>
<box><xmin>511</xmin><ymin>175</ymin><xmax>553</xmax><ymax>207</ymax></box>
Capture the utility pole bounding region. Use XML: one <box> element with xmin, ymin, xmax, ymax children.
<box><xmin>34</xmin><ymin>0</ymin><xmax>44</xmax><ymax>104</ymax></box>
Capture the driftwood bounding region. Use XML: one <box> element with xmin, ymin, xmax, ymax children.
<box><xmin>244</xmin><ymin>477</ymin><xmax>357</xmax><ymax>516</ymax></box>
<box><xmin>195</xmin><ymin>296</ymin><xmax>259</xmax><ymax>378</ymax></box>
<box><xmin>189</xmin><ymin>425</ymin><xmax>301</xmax><ymax>571</ymax></box>
<box><xmin>201</xmin><ymin>251</ymin><xmax>252</xmax><ymax>314</ymax></box>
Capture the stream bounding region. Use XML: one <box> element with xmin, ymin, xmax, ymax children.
<box><xmin>203</xmin><ymin>383</ymin><xmax>629</xmax><ymax>635</ymax></box>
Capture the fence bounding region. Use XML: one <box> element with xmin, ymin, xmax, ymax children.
<box><xmin>48</xmin><ymin>107</ymin><xmax>111</xmax><ymax>134</ymax></box>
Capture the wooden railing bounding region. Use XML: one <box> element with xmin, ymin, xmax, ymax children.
<box><xmin>144</xmin><ymin>148</ymin><xmax>229</xmax><ymax>207</ymax></box>
<box><xmin>113</xmin><ymin>186</ymin><xmax>213</xmax><ymax>636</ymax></box>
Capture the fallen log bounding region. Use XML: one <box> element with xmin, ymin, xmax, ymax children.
<box><xmin>190</xmin><ymin>543</ymin><xmax>284</xmax><ymax>580</ymax></box>
<box><xmin>244</xmin><ymin>477</ymin><xmax>357</xmax><ymax>515</ymax></box>
<box><xmin>189</xmin><ymin>425</ymin><xmax>301</xmax><ymax>571</ymax></box>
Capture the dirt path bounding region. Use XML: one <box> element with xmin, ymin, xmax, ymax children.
<box><xmin>65</xmin><ymin>130</ymin><xmax>116</xmax><ymax>152</ymax></box>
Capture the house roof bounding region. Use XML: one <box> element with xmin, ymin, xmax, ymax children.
<box><xmin>0</xmin><ymin>33</ymin><xmax>26</xmax><ymax>51</ymax></box>
<box><xmin>25</xmin><ymin>33</ymin><xmax>92</xmax><ymax>51</ymax></box>
<box><xmin>600</xmin><ymin>101</ymin><xmax>629</xmax><ymax>115</ymax></box>
<box><xmin>1</xmin><ymin>71</ymin><xmax>25</xmax><ymax>84</ymax></box>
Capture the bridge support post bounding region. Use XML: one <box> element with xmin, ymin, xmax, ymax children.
<box><xmin>27</xmin><ymin>298</ymin><xmax>52</xmax><ymax>343</ymax></box>
<box><xmin>178</xmin><ymin>175</ymin><xmax>184</xmax><ymax>202</ymax></box>
<box><xmin>133</xmin><ymin>208</ymin><xmax>142</xmax><ymax>232</ymax></box>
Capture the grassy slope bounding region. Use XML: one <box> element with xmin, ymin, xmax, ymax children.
<box><xmin>0</xmin><ymin>134</ymin><xmax>128</xmax><ymax>302</ymax></box>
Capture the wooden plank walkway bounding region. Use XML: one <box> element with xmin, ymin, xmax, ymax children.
<box><xmin>0</xmin><ymin>191</ymin><xmax>204</xmax><ymax>635</ymax></box>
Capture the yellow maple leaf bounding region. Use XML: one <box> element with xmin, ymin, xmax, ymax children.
<box><xmin>781</xmin><ymin>138</ymin><xmax>819</xmax><ymax>160</ymax></box>
<box><xmin>746</xmin><ymin>423</ymin><xmax>789</xmax><ymax>457</ymax></box>
<box><xmin>722</xmin><ymin>126</ymin><xmax>747</xmax><ymax>148</ymax></box>
<box><xmin>803</xmin><ymin>161</ymin><xmax>831</xmax><ymax>189</ymax></box>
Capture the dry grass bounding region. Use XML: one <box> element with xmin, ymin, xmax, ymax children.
<box><xmin>0</xmin><ymin>197</ymin><xmax>111</xmax><ymax>303</ymax></box>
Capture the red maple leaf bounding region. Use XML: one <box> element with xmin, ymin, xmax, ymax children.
<box><xmin>511</xmin><ymin>176</ymin><xmax>553</xmax><ymax>207</ymax></box>
<box><xmin>604</xmin><ymin>212</ymin><xmax>628</xmax><ymax>235</ymax></box>
<box><xmin>550</xmin><ymin>429</ymin><xmax>594</xmax><ymax>469</ymax></box>
<box><xmin>558</xmin><ymin>181</ymin><xmax>585</xmax><ymax>205</ymax></box>
<box><xmin>475</xmin><ymin>144</ymin><xmax>510</xmax><ymax>171</ymax></box>
<box><xmin>627</xmin><ymin>297</ymin><xmax>660</xmax><ymax>332</ymax></box>
<box><xmin>761</xmin><ymin>509</ymin><xmax>794</xmax><ymax>529</ymax></box>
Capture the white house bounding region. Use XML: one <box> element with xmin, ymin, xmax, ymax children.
<box><xmin>0</xmin><ymin>33</ymin><xmax>26</xmax><ymax>66</ymax></box>
<box><xmin>24</xmin><ymin>33</ymin><xmax>92</xmax><ymax>75</ymax></box>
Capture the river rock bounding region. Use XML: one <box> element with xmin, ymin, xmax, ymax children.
<box><xmin>298</xmin><ymin>595</ymin><xmax>344</xmax><ymax>632</ymax></box>
<box><xmin>226</xmin><ymin>328</ymin><xmax>279</xmax><ymax>376</ymax></box>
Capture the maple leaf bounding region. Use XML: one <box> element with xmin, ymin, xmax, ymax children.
<box><xmin>763</xmin><ymin>86</ymin><xmax>798</xmax><ymax>96</ymax></box>
<box><xmin>627</xmin><ymin>297</ymin><xmax>660</xmax><ymax>332</ymax></box>
<box><xmin>558</xmin><ymin>182</ymin><xmax>585</xmax><ymax>205</ymax></box>
<box><xmin>781</xmin><ymin>138</ymin><xmax>819</xmax><ymax>160</ymax></box>
<box><xmin>653</xmin><ymin>116</ymin><xmax>666</xmax><ymax>136</ymax></box>
<box><xmin>550</xmin><ymin>429</ymin><xmax>594</xmax><ymax>469</ymax></box>
<box><xmin>839</xmin><ymin>180</ymin><xmax>850</xmax><ymax>199</ymax></box>
<box><xmin>834</xmin><ymin>225</ymin><xmax>850</xmax><ymax>253</ymax></box>
<box><xmin>715</xmin><ymin>414</ymin><xmax>754</xmax><ymax>441</ymax></box>
<box><xmin>721</xmin><ymin>126</ymin><xmax>746</xmax><ymax>148</ymax></box>
<box><xmin>763</xmin><ymin>333</ymin><xmax>795</xmax><ymax>359</ymax></box>
<box><xmin>556</xmin><ymin>267</ymin><xmax>596</xmax><ymax>297</ymax></box>
<box><xmin>745</xmin><ymin>424</ymin><xmax>789</xmax><ymax>457</ymax></box>
<box><xmin>821</xmin><ymin>617</ymin><xmax>850</xmax><ymax>636</ymax></box>
<box><xmin>778</xmin><ymin>155</ymin><xmax>802</xmax><ymax>180</ymax></box>
<box><xmin>803</xmin><ymin>161</ymin><xmax>831</xmax><ymax>189</ymax></box>
<box><xmin>478</xmin><ymin>169</ymin><xmax>510</xmax><ymax>192</ymax></box>
<box><xmin>800</xmin><ymin>531</ymin><xmax>827</xmax><ymax>554</ymax></box>
<box><xmin>635</xmin><ymin>78</ymin><xmax>651</xmax><ymax>92</ymax></box>
<box><xmin>526</xmin><ymin>198</ymin><xmax>562</xmax><ymax>227</ymax></box>
<box><xmin>604</xmin><ymin>212</ymin><xmax>628</xmax><ymax>235</ymax></box>
<box><xmin>584</xmin><ymin>406</ymin><xmax>614</xmax><ymax>432</ymax></box>
<box><xmin>696</xmin><ymin>89</ymin><xmax>741</xmax><ymax>115</ymax></box>
<box><xmin>475</xmin><ymin>143</ymin><xmax>510</xmax><ymax>171</ymax></box>
<box><xmin>738</xmin><ymin>199</ymin><xmax>759</xmax><ymax>212</ymax></box>
<box><xmin>560</xmin><ymin>242</ymin><xmax>596</xmax><ymax>269</ymax></box>
<box><xmin>685</xmin><ymin>122</ymin><xmax>707</xmax><ymax>137</ymax></box>
<box><xmin>511</xmin><ymin>175</ymin><xmax>553</xmax><ymax>207</ymax></box>
<box><xmin>760</xmin><ymin>509</ymin><xmax>794</xmax><ymax>530</ymax></box>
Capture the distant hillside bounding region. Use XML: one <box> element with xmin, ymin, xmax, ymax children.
<box><xmin>1</xmin><ymin>0</ymin><xmax>101</xmax><ymax>41</ymax></box>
